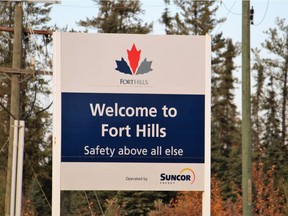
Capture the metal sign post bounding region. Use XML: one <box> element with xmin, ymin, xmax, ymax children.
<box><xmin>9</xmin><ymin>120</ymin><xmax>25</xmax><ymax>216</ymax></box>
<box><xmin>10</xmin><ymin>120</ymin><xmax>19</xmax><ymax>216</ymax></box>
<box><xmin>15</xmin><ymin>121</ymin><xmax>25</xmax><ymax>216</ymax></box>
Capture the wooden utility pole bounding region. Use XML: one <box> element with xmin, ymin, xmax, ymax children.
<box><xmin>1</xmin><ymin>1</ymin><xmax>56</xmax><ymax>215</ymax></box>
<box><xmin>5</xmin><ymin>2</ymin><xmax>23</xmax><ymax>215</ymax></box>
<box><xmin>0</xmin><ymin>26</ymin><xmax>53</xmax><ymax>35</ymax></box>
<box><xmin>242</xmin><ymin>0</ymin><xmax>252</xmax><ymax>215</ymax></box>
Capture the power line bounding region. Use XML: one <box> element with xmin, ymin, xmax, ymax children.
<box><xmin>0</xmin><ymin>138</ymin><xmax>9</xmax><ymax>153</ymax></box>
<box><xmin>25</xmin><ymin>153</ymin><xmax>52</xmax><ymax>210</ymax></box>
<box><xmin>31</xmin><ymin>166</ymin><xmax>52</xmax><ymax>210</ymax></box>
<box><xmin>221</xmin><ymin>0</ymin><xmax>242</xmax><ymax>15</ymax></box>
<box><xmin>84</xmin><ymin>191</ymin><xmax>95</xmax><ymax>215</ymax></box>
<box><xmin>0</xmin><ymin>100</ymin><xmax>16</xmax><ymax>119</ymax></box>
<box><xmin>253</xmin><ymin>0</ymin><xmax>270</xmax><ymax>26</ymax></box>
<box><xmin>93</xmin><ymin>191</ymin><xmax>104</xmax><ymax>216</ymax></box>
<box><xmin>215</xmin><ymin>0</ymin><xmax>238</xmax><ymax>35</ymax></box>
<box><xmin>105</xmin><ymin>191</ymin><xmax>121</xmax><ymax>215</ymax></box>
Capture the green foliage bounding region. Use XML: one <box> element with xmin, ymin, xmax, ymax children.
<box><xmin>60</xmin><ymin>191</ymin><xmax>116</xmax><ymax>215</ymax></box>
<box><xmin>20</xmin><ymin>4</ymin><xmax>53</xmax><ymax>215</ymax></box>
<box><xmin>160</xmin><ymin>0</ymin><xmax>242</xmax><ymax>201</ymax></box>
<box><xmin>61</xmin><ymin>191</ymin><xmax>86</xmax><ymax>216</ymax></box>
<box><xmin>0</xmin><ymin>2</ymin><xmax>14</xmax><ymax>67</ymax></box>
<box><xmin>114</xmin><ymin>191</ymin><xmax>176</xmax><ymax>215</ymax></box>
<box><xmin>78</xmin><ymin>0</ymin><xmax>152</xmax><ymax>34</ymax></box>
<box><xmin>60</xmin><ymin>190</ymin><xmax>176</xmax><ymax>215</ymax></box>
<box><xmin>30</xmin><ymin>174</ymin><xmax>51</xmax><ymax>215</ymax></box>
<box><xmin>0</xmin><ymin>2</ymin><xmax>53</xmax><ymax>215</ymax></box>
<box><xmin>1</xmin><ymin>1</ymin><xmax>288</xmax><ymax>214</ymax></box>
<box><xmin>0</xmin><ymin>171</ymin><xmax>5</xmax><ymax>215</ymax></box>
<box><xmin>211</xmin><ymin>37</ymin><xmax>241</xmax><ymax>199</ymax></box>
<box><xmin>252</xmin><ymin>18</ymin><xmax>288</xmax><ymax>182</ymax></box>
<box><xmin>251</xmin><ymin>48</ymin><xmax>266</xmax><ymax>161</ymax></box>
<box><xmin>0</xmin><ymin>2</ymin><xmax>17</xmax><ymax>214</ymax></box>
<box><xmin>58</xmin><ymin>3</ymin><xmax>177</xmax><ymax>216</ymax></box>
<box><xmin>250</xmin><ymin>18</ymin><xmax>288</xmax><ymax>212</ymax></box>
<box><xmin>160</xmin><ymin>0</ymin><xmax>224</xmax><ymax>35</ymax></box>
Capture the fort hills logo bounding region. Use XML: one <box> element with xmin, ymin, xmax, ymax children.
<box><xmin>115</xmin><ymin>44</ymin><xmax>153</xmax><ymax>75</ymax></box>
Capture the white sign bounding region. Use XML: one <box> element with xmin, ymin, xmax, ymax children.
<box><xmin>53</xmin><ymin>32</ymin><xmax>211</xmax><ymax>215</ymax></box>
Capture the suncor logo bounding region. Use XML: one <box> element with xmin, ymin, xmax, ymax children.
<box><xmin>160</xmin><ymin>168</ymin><xmax>196</xmax><ymax>185</ymax></box>
<box><xmin>115</xmin><ymin>44</ymin><xmax>152</xmax><ymax>75</ymax></box>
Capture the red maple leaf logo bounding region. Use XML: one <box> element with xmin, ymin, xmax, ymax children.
<box><xmin>115</xmin><ymin>44</ymin><xmax>152</xmax><ymax>75</ymax></box>
<box><xmin>127</xmin><ymin>44</ymin><xmax>141</xmax><ymax>74</ymax></box>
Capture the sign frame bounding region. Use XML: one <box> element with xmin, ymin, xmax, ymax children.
<box><xmin>52</xmin><ymin>32</ymin><xmax>211</xmax><ymax>215</ymax></box>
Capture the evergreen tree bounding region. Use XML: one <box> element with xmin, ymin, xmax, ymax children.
<box><xmin>161</xmin><ymin>1</ymin><xmax>241</xmax><ymax>199</ymax></box>
<box><xmin>261</xmin><ymin>77</ymin><xmax>284</xmax><ymax>175</ymax></box>
<box><xmin>0</xmin><ymin>3</ymin><xmax>18</xmax><ymax>215</ymax></box>
<box><xmin>211</xmin><ymin>38</ymin><xmax>241</xmax><ymax>198</ymax></box>
<box><xmin>60</xmin><ymin>191</ymin><xmax>91</xmax><ymax>216</ymax></box>
<box><xmin>29</xmin><ymin>154</ymin><xmax>52</xmax><ymax>216</ymax></box>
<box><xmin>20</xmin><ymin>3</ymin><xmax>53</xmax><ymax>214</ymax></box>
<box><xmin>116</xmin><ymin>191</ymin><xmax>173</xmax><ymax>215</ymax></box>
<box><xmin>262</xmin><ymin>18</ymin><xmax>288</xmax><ymax>147</ymax></box>
<box><xmin>254</xmin><ymin>18</ymin><xmax>288</xmax><ymax>181</ymax></box>
<box><xmin>0</xmin><ymin>2</ymin><xmax>53</xmax><ymax>215</ymax></box>
<box><xmin>160</xmin><ymin>0</ymin><xmax>224</xmax><ymax>35</ymax></box>
<box><xmin>251</xmin><ymin>48</ymin><xmax>265</xmax><ymax>161</ymax></box>
<box><xmin>250</xmin><ymin>17</ymin><xmax>288</xmax><ymax>211</ymax></box>
<box><xmin>65</xmin><ymin>1</ymin><xmax>178</xmax><ymax>215</ymax></box>
<box><xmin>78</xmin><ymin>0</ymin><xmax>152</xmax><ymax>33</ymax></box>
<box><xmin>0</xmin><ymin>3</ymin><xmax>14</xmax><ymax>214</ymax></box>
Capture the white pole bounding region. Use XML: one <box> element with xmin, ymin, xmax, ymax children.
<box><xmin>52</xmin><ymin>32</ymin><xmax>62</xmax><ymax>216</ymax></box>
<box><xmin>10</xmin><ymin>120</ymin><xmax>19</xmax><ymax>216</ymax></box>
<box><xmin>15</xmin><ymin>120</ymin><xmax>25</xmax><ymax>216</ymax></box>
<box><xmin>202</xmin><ymin>35</ymin><xmax>211</xmax><ymax>216</ymax></box>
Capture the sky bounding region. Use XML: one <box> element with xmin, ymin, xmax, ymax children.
<box><xmin>49</xmin><ymin>0</ymin><xmax>288</xmax><ymax>47</ymax></box>
<box><xmin>48</xmin><ymin>0</ymin><xmax>288</xmax><ymax>65</ymax></box>
<box><xmin>48</xmin><ymin>0</ymin><xmax>288</xmax><ymax>112</ymax></box>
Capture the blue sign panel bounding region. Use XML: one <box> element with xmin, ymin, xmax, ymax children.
<box><xmin>61</xmin><ymin>93</ymin><xmax>204</xmax><ymax>163</ymax></box>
